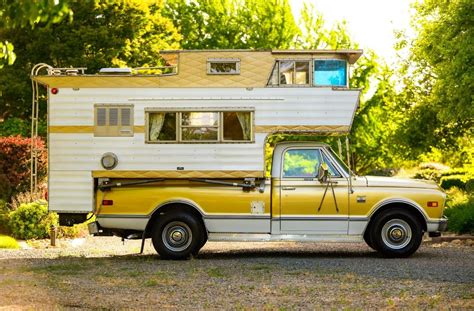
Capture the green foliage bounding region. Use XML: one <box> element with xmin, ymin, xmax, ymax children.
<box><xmin>0</xmin><ymin>136</ymin><xmax>47</xmax><ymax>201</ymax></box>
<box><xmin>439</xmin><ymin>168</ymin><xmax>474</xmax><ymax>192</ymax></box>
<box><xmin>413</xmin><ymin>169</ymin><xmax>444</xmax><ymax>183</ymax></box>
<box><xmin>444</xmin><ymin>190</ymin><xmax>474</xmax><ymax>234</ymax></box>
<box><xmin>0</xmin><ymin>118</ymin><xmax>47</xmax><ymax>137</ymax></box>
<box><xmin>0</xmin><ymin>41</ymin><xmax>15</xmax><ymax>68</ymax></box>
<box><xmin>164</xmin><ymin>0</ymin><xmax>298</xmax><ymax>49</ymax></box>
<box><xmin>351</xmin><ymin>64</ymin><xmax>406</xmax><ymax>174</ymax></box>
<box><xmin>0</xmin><ymin>0</ymin><xmax>72</xmax><ymax>67</ymax></box>
<box><xmin>0</xmin><ymin>0</ymin><xmax>180</xmax><ymax>121</ymax></box>
<box><xmin>295</xmin><ymin>2</ymin><xmax>354</xmax><ymax>50</ymax></box>
<box><xmin>440</xmin><ymin>175</ymin><xmax>468</xmax><ymax>191</ymax></box>
<box><xmin>8</xmin><ymin>202</ymin><xmax>58</xmax><ymax>240</ymax></box>
<box><xmin>394</xmin><ymin>0</ymin><xmax>473</xmax><ymax>160</ymax></box>
<box><xmin>0</xmin><ymin>200</ymin><xmax>11</xmax><ymax>234</ymax></box>
<box><xmin>0</xmin><ymin>234</ymin><xmax>19</xmax><ymax>249</ymax></box>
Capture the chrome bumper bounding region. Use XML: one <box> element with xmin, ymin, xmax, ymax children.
<box><xmin>438</xmin><ymin>216</ymin><xmax>448</xmax><ymax>232</ymax></box>
<box><xmin>427</xmin><ymin>216</ymin><xmax>448</xmax><ymax>233</ymax></box>
<box><xmin>427</xmin><ymin>216</ymin><xmax>448</xmax><ymax>237</ymax></box>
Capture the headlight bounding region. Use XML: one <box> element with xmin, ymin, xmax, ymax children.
<box><xmin>101</xmin><ymin>152</ymin><xmax>118</xmax><ymax>170</ymax></box>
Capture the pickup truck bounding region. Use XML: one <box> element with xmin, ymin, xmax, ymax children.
<box><xmin>90</xmin><ymin>141</ymin><xmax>447</xmax><ymax>259</ymax></box>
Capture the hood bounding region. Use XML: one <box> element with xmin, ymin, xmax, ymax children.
<box><xmin>364</xmin><ymin>176</ymin><xmax>440</xmax><ymax>190</ymax></box>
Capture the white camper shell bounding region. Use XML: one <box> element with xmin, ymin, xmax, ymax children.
<box><xmin>31</xmin><ymin>49</ymin><xmax>362</xmax><ymax>214</ymax></box>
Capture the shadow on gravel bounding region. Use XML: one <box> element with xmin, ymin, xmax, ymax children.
<box><xmin>196</xmin><ymin>249</ymin><xmax>382</xmax><ymax>259</ymax></box>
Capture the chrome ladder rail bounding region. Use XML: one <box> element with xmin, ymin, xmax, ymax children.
<box><xmin>30</xmin><ymin>63</ymin><xmax>52</xmax><ymax>193</ymax></box>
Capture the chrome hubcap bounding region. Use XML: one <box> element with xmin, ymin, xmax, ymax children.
<box><xmin>381</xmin><ymin>219</ymin><xmax>412</xmax><ymax>249</ymax></box>
<box><xmin>162</xmin><ymin>221</ymin><xmax>192</xmax><ymax>252</ymax></box>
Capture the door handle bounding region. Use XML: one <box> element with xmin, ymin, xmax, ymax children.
<box><xmin>282</xmin><ymin>187</ymin><xmax>296</xmax><ymax>191</ymax></box>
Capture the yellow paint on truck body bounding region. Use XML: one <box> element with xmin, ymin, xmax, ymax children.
<box><xmin>96</xmin><ymin>176</ymin><xmax>445</xmax><ymax>222</ymax></box>
<box><xmin>97</xmin><ymin>179</ymin><xmax>271</xmax><ymax>217</ymax></box>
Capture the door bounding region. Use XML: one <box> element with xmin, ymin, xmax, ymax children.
<box><xmin>279</xmin><ymin>147</ymin><xmax>349</xmax><ymax>234</ymax></box>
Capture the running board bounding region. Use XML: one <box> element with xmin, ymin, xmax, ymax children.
<box><xmin>208</xmin><ymin>233</ymin><xmax>363</xmax><ymax>243</ymax></box>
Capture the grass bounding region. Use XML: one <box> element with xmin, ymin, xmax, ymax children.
<box><xmin>206</xmin><ymin>267</ymin><xmax>226</xmax><ymax>278</ymax></box>
<box><xmin>0</xmin><ymin>235</ymin><xmax>19</xmax><ymax>249</ymax></box>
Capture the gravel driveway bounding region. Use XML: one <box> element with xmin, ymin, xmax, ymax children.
<box><xmin>1</xmin><ymin>237</ymin><xmax>473</xmax><ymax>309</ymax></box>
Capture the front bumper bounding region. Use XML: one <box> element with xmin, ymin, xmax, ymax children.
<box><xmin>438</xmin><ymin>216</ymin><xmax>448</xmax><ymax>232</ymax></box>
<box><xmin>427</xmin><ymin>216</ymin><xmax>448</xmax><ymax>237</ymax></box>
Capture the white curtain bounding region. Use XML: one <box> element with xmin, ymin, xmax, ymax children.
<box><xmin>149</xmin><ymin>113</ymin><xmax>165</xmax><ymax>141</ymax></box>
<box><xmin>236</xmin><ymin>112</ymin><xmax>251</xmax><ymax>140</ymax></box>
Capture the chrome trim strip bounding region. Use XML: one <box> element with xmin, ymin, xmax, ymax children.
<box><xmin>148</xmin><ymin>199</ymin><xmax>206</xmax><ymax>217</ymax></box>
<box><xmin>208</xmin><ymin>233</ymin><xmax>363</xmax><ymax>243</ymax></box>
<box><xmin>204</xmin><ymin>214</ymin><xmax>270</xmax><ymax>220</ymax></box>
<box><xmin>97</xmin><ymin>214</ymin><xmax>148</xmax><ymax>219</ymax></box>
<box><xmin>369</xmin><ymin>198</ymin><xmax>429</xmax><ymax>221</ymax></box>
<box><xmin>272</xmin><ymin>216</ymin><xmax>368</xmax><ymax>221</ymax></box>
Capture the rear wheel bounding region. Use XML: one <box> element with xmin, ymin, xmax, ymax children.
<box><xmin>193</xmin><ymin>230</ymin><xmax>208</xmax><ymax>256</ymax></box>
<box><xmin>370</xmin><ymin>209</ymin><xmax>423</xmax><ymax>258</ymax></box>
<box><xmin>151</xmin><ymin>211</ymin><xmax>204</xmax><ymax>260</ymax></box>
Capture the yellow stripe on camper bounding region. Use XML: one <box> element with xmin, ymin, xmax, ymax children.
<box><xmin>49</xmin><ymin>126</ymin><xmax>145</xmax><ymax>133</ymax></box>
<box><xmin>254</xmin><ymin>125</ymin><xmax>350</xmax><ymax>133</ymax></box>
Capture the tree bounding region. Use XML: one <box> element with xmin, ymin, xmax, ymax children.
<box><xmin>0</xmin><ymin>0</ymin><xmax>73</xmax><ymax>68</ymax></box>
<box><xmin>0</xmin><ymin>0</ymin><xmax>180</xmax><ymax>121</ymax></box>
<box><xmin>295</xmin><ymin>3</ymin><xmax>353</xmax><ymax>50</ymax></box>
<box><xmin>394</xmin><ymin>0</ymin><xmax>473</xmax><ymax>163</ymax></box>
<box><xmin>163</xmin><ymin>0</ymin><xmax>299</xmax><ymax>49</ymax></box>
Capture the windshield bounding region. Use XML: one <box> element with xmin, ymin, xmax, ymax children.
<box><xmin>325</xmin><ymin>146</ymin><xmax>351</xmax><ymax>176</ymax></box>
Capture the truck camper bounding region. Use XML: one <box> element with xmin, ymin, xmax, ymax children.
<box><xmin>31</xmin><ymin>49</ymin><xmax>447</xmax><ymax>259</ymax></box>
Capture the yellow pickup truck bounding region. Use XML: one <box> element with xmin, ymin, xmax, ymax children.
<box><xmin>30</xmin><ymin>49</ymin><xmax>447</xmax><ymax>259</ymax></box>
<box><xmin>91</xmin><ymin>142</ymin><xmax>447</xmax><ymax>259</ymax></box>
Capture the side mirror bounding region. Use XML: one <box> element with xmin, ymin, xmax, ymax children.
<box><xmin>317</xmin><ymin>163</ymin><xmax>329</xmax><ymax>183</ymax></box>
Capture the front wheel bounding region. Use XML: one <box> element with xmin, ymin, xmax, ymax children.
<box><xmin>370</xmin><ymin>209</ymin><xmax>423</xmax><ymax>258</ymax></box>
<box><xmin>151</xmin><ymin>212</ymin><xmax>204</xmax><ymax>260</ymax></box>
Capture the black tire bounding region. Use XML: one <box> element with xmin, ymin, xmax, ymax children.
<box><xmin>192</xmin><ymin>230</ymin><xmax>208</xmax><ymax>256</ymax></box>
<box><xmin>370</xmin><ymin>208</ymin><xmax>423</xmax><ymax>258</ymax></box>
<box><xmin>363</xmin><ymin>225</ymin><xmax>377</xmax><ymax>251</ymax></box>
<box><xmin>151</xmin><ymin>211</ymin><xmax>204</xmax><ymax>260</ymax></box>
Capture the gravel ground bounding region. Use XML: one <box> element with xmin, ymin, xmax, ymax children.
<box><xmin>0</xmin><ymin>237</ymin><xmax>473</xmax><ymax>309</ymax></box>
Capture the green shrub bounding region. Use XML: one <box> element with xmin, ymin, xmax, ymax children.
<box><xmin>0</xmin><ymin>200</ymin><xmax>11</xmax><ymax>234</ymax></box>
<box><xmin>0</xmin><ymin>117</ymin><xmax>47</xmax><ymax>137</ymax></box>
<box><xmin>0</xmin><ymin>235</ymin><xmax>19</xmax><ymax>249</ymax></box>
<box><xmin>440</xmin><ymin>168</ymin><xmax>469</xmax><ymax>177</ymax></box>
<box><xmin>413</xmin><ymin>168</ymin><xmax>443</xmax><ymax>182</ymax></box>
<box><xmin>444</xmin><ymin>196</ymin><xmax>474</xmax><ymax>234</ymax></box>
<box><xmin>8</xmin><ymin>202</ymin><xmax>58</xmax><ymax>240</ymax></box>
<box><xmin>58</xmin><ymin>223</ymin><xmax>89</xmax><ymax>239</ymax></box>
<box><xmin>440</xmin><ymin>175</ymin><xmax>467</xmax><ymax>190</ymax></box>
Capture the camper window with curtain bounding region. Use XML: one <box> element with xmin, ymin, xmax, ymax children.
<box><xmin>148</xmin><ymin>112</ymin><xmax>177</xmax><ymax>141</ymax></box>
<box><xmin>146</xmin><ymin>110</ymin><xmax>253</xmax><ymax>143</ymax></box>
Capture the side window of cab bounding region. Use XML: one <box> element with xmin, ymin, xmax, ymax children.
<box><xmin>282</xmin><ymin>148</ymin><xmax>340</xmax><ymax>178</ymax></box>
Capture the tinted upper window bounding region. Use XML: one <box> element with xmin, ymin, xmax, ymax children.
<box><xmin>314</xmin><ymin>60</ymin><xmax>347</xmax><ymax>86</ymax></box>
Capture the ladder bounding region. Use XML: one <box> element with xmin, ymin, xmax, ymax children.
<box><xmin>30</xmin><ymin>63</ymin><xmax>52</xmax><ymax>193</ymax></box>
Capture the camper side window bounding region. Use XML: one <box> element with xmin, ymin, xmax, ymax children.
<box><xmin>148</xmin><ymin>112</ymin><xmax>177</xmax><ymax>141</ymax></box>
<box><xmin>146</xmin><ymin>110</ymin><xmax>253</xmax><ymax>143</ymax></box>
<box><xmin>207</xmin><ymin>58</ymin><xmax>240</xmax><ymax>75</ymax></box>
<box><xmin>94</xmin><ymin>105</ymin><xmax>134</xmax><ymax>137</ymax></box>
<box><xmin>267</xmin><ymin>60</ymin><xmax>310</xmax><ymax>86</ymax></box>
<box><xmin>313</xmin><ymin>59</ymin><xmax>347</xmax><ymax>87</ymax></box>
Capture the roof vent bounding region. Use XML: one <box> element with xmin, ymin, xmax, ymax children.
<box><xmin>99</xmin><ymin>68</ymin><xmax>132</xmax><ymax>75</ymax></box>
